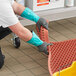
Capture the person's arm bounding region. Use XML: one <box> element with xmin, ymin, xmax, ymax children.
<box><xmin>10</xmin><ymin>1</ymin><xmax>50</xmax><ymax>55</ymax></box>
<box><xmin>12</xmin><ymin>1</ymin><xmax>25</xmax><ymax>15</ymax></box>
<box><xmin>9</xmin><ymin>22</ymin><xmax>32</xmax><ymax>42</ymax></box>
<box><xmin>9</xmin><ymin>22</ymin><xmax>50</xmax><ymax>55</ymax></box>
<box><xmin>12</xmin><ymin>1</ymin><xmax>48</xmax><ymax>31</ymax></box>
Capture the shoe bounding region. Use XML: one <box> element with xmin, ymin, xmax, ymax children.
<box><xmin>0</xmin><ymin>48</ymin><xmax>5</xmax><ymax>69</ymax></box>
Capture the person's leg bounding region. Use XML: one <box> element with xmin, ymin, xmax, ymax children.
<box><xmin>0</xmin><ymin>26</ymin><xmax>12</xmax><ymax>40</ymax></box>
<box><xmin>0</xmin><ymin>48</ymin><xmax>5</xmax><ymax>69</ymax></box>
<box><xmin>0</xmin><ymin>27</ymin><xmax>11</xmax><ymax>69</ymax></box>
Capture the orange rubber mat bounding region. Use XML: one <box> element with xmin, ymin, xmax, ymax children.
<box><xmin>36</xmin><ymin>26</ymin><xmax>76</xmax><ymax>76</ymax></box>
<box><xmin>36</xmin><ymin>26</ymin><xmax>50</xmax><ymax>43</ymax></box>
<box><xmin>48</xmin><ymin>39</ymin><xmax>76</xmax><ymax>76</ymax></box>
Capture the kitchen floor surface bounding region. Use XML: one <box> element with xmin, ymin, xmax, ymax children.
<box><xmin>0</xmin><ymin>17</ymin><xmax>76</xmax><ymax>76</ymax></box>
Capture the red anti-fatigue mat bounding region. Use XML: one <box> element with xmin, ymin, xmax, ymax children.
<box><xmin>48</xmin><ymin>39</ymin><xmax>76</xmax><ymax>76</ymax></box>
<box><xmin>36</xmin><ymin>26</ymin><xmax>76</xmax><ymax>76</ymax></box>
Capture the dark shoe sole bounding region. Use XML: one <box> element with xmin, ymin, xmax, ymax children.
<box><xmin>0</xmin><ymin>55</ymin><xmax>5</xmax><ymax>69</ymax></box>
<box><xmin>0</xmin><ymin>60</ymin><xmax>4</xmax><ymax>69</ymax></box>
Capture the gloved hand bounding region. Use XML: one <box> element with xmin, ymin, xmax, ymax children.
<box><xmin>37</xmin><ymin>42</ymin><xmax>53</xmax><ymax>55</ymax></box>
<box><xmin>36</xmin><ymin>18</ymin><xmax>49</xmax><ymax>31</ymax></box>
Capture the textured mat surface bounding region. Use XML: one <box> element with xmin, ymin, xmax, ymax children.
<box><xmin>48</xmin><ymin>39</ymin><xmax>76</xmax><ymax>75</ymax></box>
<box><xmin>36</xmin><ymin>26</ymin><xmax>76</xmax><ymax>76</ymax></box>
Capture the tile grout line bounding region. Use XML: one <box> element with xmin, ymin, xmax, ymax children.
<box><xmin>66</xmin><ymin>19</ymin><xmax>76</xmax><ymax>26</ymax></box>
<box><xmin>56</xmin><ymin>21</ymin><xmax>76</xmax><ymax>33</ymax></box>
<box><xmin>4</xmin><ymin>38</ymin><xmax>49</xmax><ymax>75</ymax></box>
<box><xmin>49</xmin><ymin>22</ymin><xmax>75</xmax><ymax>39</ymax></box>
